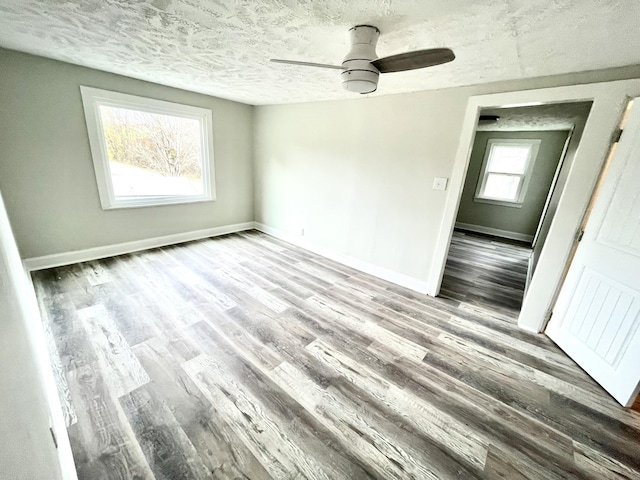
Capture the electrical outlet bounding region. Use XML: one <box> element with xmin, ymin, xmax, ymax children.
<box><xmin>300</xmin><ymin>228</ymin><xmax>305</xmax><ymax>236</ymax></box>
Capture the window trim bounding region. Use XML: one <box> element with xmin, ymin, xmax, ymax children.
<box><xmin>80</xmin><ymin>86</ymin><xmax>216</xmax><ymax>210</ymax></box>
<box><xmin>474</xmin><ymin>138</ymin><xmax>541</xmax><ymax>208</ymax></box>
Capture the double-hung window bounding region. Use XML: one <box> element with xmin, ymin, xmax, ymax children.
<box><xmin>474</xmin><ymin>138</ymin><xmax>540</xmax><ymax>207</ymax></box>
<box><xmin>80</xmin><ymin>86</ymin><xmax>215</xmax><ymax>209</ymax></box>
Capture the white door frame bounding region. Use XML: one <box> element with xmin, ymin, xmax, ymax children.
<box><xmin>426</xmin><ymin>79</ymin><xmax>640</xmax><ymax>333</ymax></box>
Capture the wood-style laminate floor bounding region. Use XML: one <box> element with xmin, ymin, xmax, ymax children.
<box><xmin>32</xmin><ymin>230</ymin><xmax>640</xmax><ymax>480</ymax></box>
<box><xmin>441</xmin><ymin>230</ymin><xmax>531</xmax><ymax>317</ymax></box>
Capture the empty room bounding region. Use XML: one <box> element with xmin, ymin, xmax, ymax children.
<box><xmin>1</xmin><ymin>1</ymin><xmax>640</xmax><ymax>479</ymax></box>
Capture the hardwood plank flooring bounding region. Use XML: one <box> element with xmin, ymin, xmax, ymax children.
<box><xmin>31</xmin><ymin>230</ymin><xmax>640</xmax><ymax>479</ymax></box>
<box><xmin>441</xmin><ymin>230</ymin><xmax>531</xmax><ymax>316</ymax></box>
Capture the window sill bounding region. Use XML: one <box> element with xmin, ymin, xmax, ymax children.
<box><xmin>473</xmin><ymin>197</ymin><xmax>524</xmax><ymax>208</ymax></box>
<box><xmin>101</xmin><ymin>194</ymin><xmax>214</xmax><ymax>210</ymax></box>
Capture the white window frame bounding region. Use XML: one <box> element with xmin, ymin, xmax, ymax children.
<box><xmin>474</xmin><ymin>138</ymin><xmax>541</xmax><ymax>208</ymax></box>
<box><xmin>80</xmin><ymin>86</ymin><xmax>215</xmax><ymax>209</ymax></box>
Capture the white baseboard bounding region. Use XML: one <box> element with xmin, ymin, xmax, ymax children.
<box><xmin>23</xmin><ymin>221</ymin><xmax>254</xmax><ymax>271</ymax></box>
<box><xmin>517</xmin><ymin>321</ymin><xmax>543</xmax><ymax>334</ymax></box>
<box><xmin>254</xmin><ymin>222</ymin><xmax>429</xmax><ymax>294</ymax></box>
<box><xmin>455</xmin><ymin>222</ymin><xmax>533</xmax><ymax>243</ymax></box>
<box><xmin>24</xmin><ymin>219</ymin><xmax>430</xmax><ymax>294</ymax></box>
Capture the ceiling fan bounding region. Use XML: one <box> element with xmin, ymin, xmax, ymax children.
<box><xmin>271</xmin><ymin>25</ymin><xmax>455</xmax><ymax>95</ymax></box>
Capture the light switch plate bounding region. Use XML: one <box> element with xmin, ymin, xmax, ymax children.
<box><xmin>433</xmin><ymin>177</ymin><xmax>448</xmax><ymax>191</ymax></box>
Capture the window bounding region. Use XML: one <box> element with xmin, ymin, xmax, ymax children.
<box><xmin>474</xmin><ymin>138</ymin><xmax>540</xmax><ymax>207</ymax></box>
<box><xmin>80</xmin><ymin>86</ymin><xmax>215</xmax><ymax>209</ymax></box>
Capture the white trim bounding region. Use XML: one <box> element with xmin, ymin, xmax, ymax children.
<box><xmin>427</xmin><ymin>79</ymin><xmax>640</xmax><ymax>331</ymax></box>
<box><xmin>473</xmin><ymin>197</ymin><xmax>524</xmax><ymax>208</ymax></box>
<box><xmin>23</xmin><ymin>222</ymin><xmax>254</xmax><ymax>271</ymax></box>
<box><xmin>254</xmin><ymin>223</ymin><xmax>430</xmax><ymax>294</ymax></box>
<box><xmin>532</xmin><ymin>128</ymin><xmax>574</xmax><ymax>248</ymax></box>
<box><xmin>24</xmin><ymin>219</ymin><xmax>430</xmax><ymax>291</ymax></box>
<box><xmin>21</xmin><ymin>271</ymin><xmax>78</xmax><ymax>480</ymax></box>
<box><xmin>518</xmin><ymin>322</ymin><xmax>542</xmax><ymax>334</ymax></box>
<box><xmin>455</xmin><ymin>222</ymin><xmax>534</xmax><ymax>243</ymax></box>
<box><xmin>474</xmin><ymin>138</ymin><xmax>541</xmax><ymax>206</ymax></box>
<box><xmin>80</xmin><ymin>86</ymin><xmax>216</xmax><ymax>210</ymax></box>
<box><xmin>1</xmin><ymin>189</ymin><xmax>77</xmax><ymax>480</ymax></box>
<box><xmin>525</xmin><ymin>252</ymin><xmax>535</xmax><ymax>295</ymax></box>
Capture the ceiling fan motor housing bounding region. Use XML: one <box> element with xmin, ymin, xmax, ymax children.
<box><xmin>341</xmin><ymin>25</ymin><xmax>380</xmax><ymax>94</ymax></box>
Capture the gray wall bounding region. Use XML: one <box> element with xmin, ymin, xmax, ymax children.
<box><xmin>0</xmin><ymin>48</ymin><xmax>254</xmax><ymax>259</ymax></box>
<box><xmin>456</xmin><ymin>130</ymin><xmax>570</xmax><ymax>239</ymax></box>
<box><xmin>254</xmin><ymin>66</ymin><xmax>640</xmax><ymax>284</ymax></box>
<box><xmin>0</xmin><ymin>190</ymin><xmax>63</xmax><ymax>479</ymax></box>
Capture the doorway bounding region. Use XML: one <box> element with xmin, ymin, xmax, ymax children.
<box><xmin>426</xmin><ymin>80</ymin><xmax>640</xmax><ymax>333</ymax></box>
<box><xmin>440</xmin><ymin>102</ymin><xmax>592</xmax><ymax>319</ymax></box>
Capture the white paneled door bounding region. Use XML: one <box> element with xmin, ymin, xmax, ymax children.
<box><xmin>547</xmin><ymin>99</ymin><xmax>640</xmax><ymax>407</ymax></box>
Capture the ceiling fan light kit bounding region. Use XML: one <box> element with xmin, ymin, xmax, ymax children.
<box><xmin>341</xmin><ymin>25</ymin><xmax>381</xmax><ymax>94</ymax></box>
<box><xmin>271</xmin><ymin>24</ymin><xmax>455</xmax><ymax>95</ymax></box>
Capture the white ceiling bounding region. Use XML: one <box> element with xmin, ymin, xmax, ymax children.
<box><xmin>0</xmin><ymin>1</ymin><xmax>638</xmax><ymax>105</ymax></box>
<box><xmin>477</xmin><ymin>101</ymin><xmax>593</xmax><ymax>131</ymax></box>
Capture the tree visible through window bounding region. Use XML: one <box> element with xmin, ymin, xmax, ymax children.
<box><xmin>475</xmin><ymin>139</ymin><xmax>540</xmax><ymax>206</ymax></box>
<box><xmin>81</xmin><ymin>87</ymin><xmax>215</xmax><ymax>209</ymax></box>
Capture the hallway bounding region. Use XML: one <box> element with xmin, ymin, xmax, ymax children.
<box><xmin>440</xmin><ymin>230</ymin><xmax>532</xmax><ymax>318</ymax></box>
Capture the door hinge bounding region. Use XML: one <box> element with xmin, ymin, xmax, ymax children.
<box><xmin>49</xmin><ymin>427</ymin><xmax>58</xmax><ymax>449</ymax></box>
<box><xmin>577</xmin><ymin>229</ymin><xmax>585</xmax><ymax>242</ymax></box>
<box><xmin>612</xmin><ymin>128</ymin><xmax>623</xmax><ymax>143</ymax></box>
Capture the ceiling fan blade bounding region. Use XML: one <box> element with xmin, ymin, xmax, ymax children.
<box><xmin>270</xmin><ymin>59</ymin><xmax>343</xmax><ymax>70</ymax></box>
<box><xmin>371</xmin><ymin>48</ymin><xmax>455</xmax><ymax>73</ymax></box>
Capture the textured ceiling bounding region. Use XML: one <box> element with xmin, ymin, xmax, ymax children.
<box><xmin>477</xmin><ymin>101</ymin><xmax>593</xmax><ymax>131</ymax></box>
<box><xmin>0</xmin><ymin>1</ymin><xmax>638</xmax><ymax>105</ymax></box>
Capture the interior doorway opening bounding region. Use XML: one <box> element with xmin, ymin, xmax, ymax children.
<box><xmin>440</xmin><ymin>101</ymin><xmax>593</xmax><ymax>320</ymax></box>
